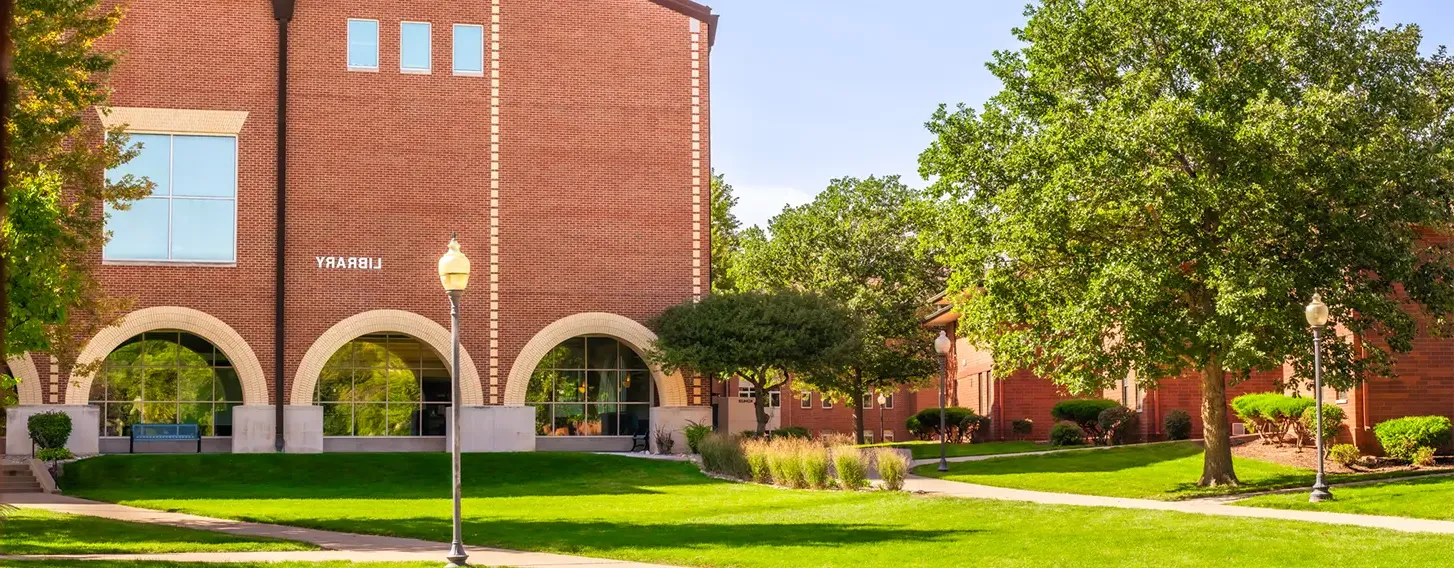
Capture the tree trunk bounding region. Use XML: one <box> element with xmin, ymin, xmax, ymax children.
<box><xmin>1198</xmin><ymin>356</ymin><xmax>1239</xmax><ymax>487</ymax></box>
<box><xmin>853</xmin><ymin>369</ymin><xmax>865</xmax><ymax>444</ymax></box>
<box><xmin>753</xmin><ymin>383</ymin><xmax>770</xmax><ymax>436</ymax></box>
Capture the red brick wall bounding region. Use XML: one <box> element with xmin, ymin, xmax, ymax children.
<box><xmin>777</xmin><ymin>383</ymin><xmax>920</xmax><ymax>442</ymax></box>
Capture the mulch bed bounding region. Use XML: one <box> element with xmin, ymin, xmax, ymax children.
<box><xmin>1232</xmin><ymin>438</ymin><xmax>1454</xmax><ymax>475</ymax></box>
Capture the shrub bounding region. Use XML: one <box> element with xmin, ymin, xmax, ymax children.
<box><xmin>833</xmin><ymin>448</ymin><xmax>869</xmax><ymax>490</ymax></box>
<box><xmin>1097</xmin><ymin>405</ymin><xmax>1139</xmax><ymax>445</ymax></box>
<box><xmin>1011</xmin><ymin>418</ymin><xmax>1034</xmax><ymax>439</ymax></box>
<box><xmin>1299</xmin><ymin>404</ymin><xmax>1346</xmax><ymax>446</ymax></box>
<box><xmin>36</xmin><ymin>447</ymin><xmax>74</xmax><ymax>462</ymax></box>
<box><xmin>875</xmin><ymin>448</ymin><xmax>908</xmax><ymax>491</ymax></box>
<box><xmin>652</xmin><ymin>426</ymin><xmax>675</xmax><ymax>454</ymax></box>
<box><xmin>773</xmin><ymin>426</ymin><xmax>811</xmax><ymax>439</ymax></box>
<box><xmin>1375</xmin><ymin>416</ymin><xmax>1453</xmax><ymax>462</ymax></box>
<box><xmin>1051</xmin><ymin>399</ymin><xmax>1118</xmax><ymax>439</ymax></box>
<box><xmin>801</xmin><ymin>445</ymin><xmax>831</xmax><ymax>489</ymax></box>
<box><xmin>1412</xmin><ymin>446</ymin><xmax>1438</xmax><ymax>467</ymax></box>
<box><xmin>905</xmin><ymin>416</ymin><xmax>924</xmax><ymax>438</ymax></box>
<box><xmin>684</xmin><ymin>420</ymin><xmax>713</xmax><ymax>454</ymax></box>
<box><xmin>698</xmin><ymin>433</ymin><xmax>749</xmax><ymax>478</ymax></box>
<box><xmin>1163</xmin><ymin>409</ymin><xmax>1192</xmax><ymax>441</ymax></box>
<box><xmin>27</xmin><ymin>411</ymin><xmax>72</xmax><ymax>450</ymax></box>
<box><xmin>1049</xmin><ymin>421</ymin><xmax>1086</xmax><ymax>447</ymax></box>
<box><xmin>908</xmin><ymin>407</ymin><xmax>987</xmax><ymax>443</ymax></box>
<box><xmin>1231</xmin><ymin>393</ymin><xmax>1317</xmax><ymax>447</ymax></box>
<box><xmin>819</xmin><ymin>432</ymin><xmax>856</xmax><ymax>447</ymax></box>
<box><xmin>767</xmin><ymin>440</ymin><xmax>807</xmax><ymax>488</ymax></box>
<box><xmin>1328</xmin><ymin>443</ymin><xmax>1361</xmax><ymax>468</ymax></box>
<box><xmin>743</xmin><ymin>438</ymin><xmax>772</xmax><ymax>483</ymax></box>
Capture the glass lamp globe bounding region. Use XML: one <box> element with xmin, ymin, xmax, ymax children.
<box><xmin>438</xmin><ymin>236</ymin><xmax>471</xmax><ymax>292</ymax></box>
<box><xmin>1305</xmin><ymin>294</ymin><xmax>1329</xmax><ymax>327</ymax></box>
<box><xmin>934</xmin><ymin>331</ymin><xmax>951</xmax><ymax>355</ymax></box>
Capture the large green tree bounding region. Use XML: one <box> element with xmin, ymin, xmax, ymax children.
<box><xmin>919</xmin><ymin>0</ymin><xmax>1454</xmax><ymax>486</ymax></box>
<box><xmin>709</xmin><ymin>172</ymin><xmax>742</xmax><ymax>293</ymax></box>
<box><xmin>735</xmin><ymin>176</ymin><xmax>944</xmax><ymax>443</ymax></box>
<box><xmin>651</xmin><ymin>290</ymin><xmax>855</xmax><ymax>435</ymax></box>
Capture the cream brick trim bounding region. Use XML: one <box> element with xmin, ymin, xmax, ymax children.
<box><xmin>96</xmin><ymin>107</ymin><xmax>249</xmax><ymax>135</ymax></box>
<box><xmin>689</xmin><ymin>21</ymin><xmax>705</xmax><ymax>299</ymax></box>
<box><xmin>503</xmin><ymin>312</ymin><xmax>688</xmax><ymax>407</ymax></box>
<box><xmin>66</xmin><ymin>307</ymin><xmax>269</xmax><ymax>405</ymax></box>
<box><xmin>487</xmin><ymin>0</ymin><xmax>503</xmax><ymax>400</ymax></box>
<box><xmin>8</xmin><ymin>354</ymin><xmax>42</xmax><ymax>405</ymax></box>
<box><xmin>290</xmin><ymin>309</ymin><xmax>485</xmax><ymax>406</ymax></box>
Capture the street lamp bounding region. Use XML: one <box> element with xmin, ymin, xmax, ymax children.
<box><xmin>1305</xmin><ymin>293</ymin><xmax>1333</xmax><ymax>503</ymax></box>
<box><xmin>877</xmin><ymin>392</ymin><xmax>887</xmax><ymax>442</ymax></box>
<box><xmin>438</xmin><ymin>234</ymin><xmax>471</xmax><ymax>567</ymax></box>
<box><xmin>934</xmin><ymin>331</ymin><xmax>952</xmax><ymax>472</ymax></box>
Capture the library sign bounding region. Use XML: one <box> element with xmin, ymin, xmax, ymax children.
<box><xmin>316</xmin><ymin>255</ymin><xmax>383</xmax><ymax>270</ymax></box>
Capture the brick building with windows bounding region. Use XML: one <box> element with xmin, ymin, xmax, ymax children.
<box><xmin>6</xmin><ymin>0</ymin><xmax>719</xmax><ymax>455</ymax></box>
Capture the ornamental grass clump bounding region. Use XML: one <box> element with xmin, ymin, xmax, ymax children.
<box><xmin>800</xmin><ymin>443</ymin><xmax>831</xmax><ymax>489</ymax></box>
<box><xmin>875</xmin><ymin>448</ymin><xmax>908</xmax><ymax>491</ymax></box>
<box><xmin>698</xmin><ymin>433</ymin><xmax>749</xmax><ymax>479</ymax></box>
<box><xmin>833</xmin><ymin>447</ymin><xmax>869</xmax><ymax>490</ymax></box>
<box><xmin>743</xmin><ymin>438</ymin><xmax>772</xmax><ymax>483</ymax></box>
<box><xmin>767</xmin><ymin>439</ymin><xmax>807</xmax><ymax>488</ymax></box>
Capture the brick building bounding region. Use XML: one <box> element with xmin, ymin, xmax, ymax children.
<box><xmin>6</xmin><ymin>0</ymin><xmax>718</xmax><ymax>455</ymax></box>
<box><xmin>711</xmin><ymin>380</ymin><xmax>922</xmax><ymax>444</ymax></box>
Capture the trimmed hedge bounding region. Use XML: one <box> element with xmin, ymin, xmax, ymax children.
<box><xmin>1375</xmin><ymin>416</ymin><xmax>1452</xmax><ymax>462</ymax></box>
<box><xmin>1231</xmin><ymin>393</ymin><xmax>1324</xmax><ymax>447</ymax></box>
<box><xmin>1049</xmin><ymin>421</ymin><xmax>1086</xmax><ymax>446</ymax></box>
<box><xmin>1051</xmin><ymin>399</ymin><xmax>1118</xmax><ymax>441</ymax></box>
<box><xmin>907</xmin><ymin>407</ymin><xmax>988</xmax><ymax>443</ymax></box>
<box><xmin>1097</xmin><ymin>406</ymin><xmax>1139</xmax><ymax>445</ymax></box>
<box><xmin>27</xmin><ymin>411</ymin><xmax>72</xmax><ymax>450</ymax></box>
<box><xmin>1163</xmin><ymin>409</ymin><xmax>1192</xmax><ymax>441</ymax></box>
<box><xmin>1011</xmin><ymin>418</ymin><xmax>1034</xmax><ymax>439</ymax></box>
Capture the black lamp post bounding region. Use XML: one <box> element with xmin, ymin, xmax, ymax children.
<box><xmin>934</xmin><ymin>330</ymin><xmax>951</xmax><ymax>472</ymax></box>
<box><xmin>438</xmin><ymin>235</ymin><xmax>471</xmax><ymax>567</ymax></box>
<box><xmin>877</xmin><ymin>392</ymin><xmax>887</xmax><ymax>442</ymax></box>
<box><xmin>1306</xmin><ymin>293</ymin><xmax>1333</xmax><ymax>503</ymax></box>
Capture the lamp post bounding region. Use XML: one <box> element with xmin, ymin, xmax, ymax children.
<box><xmin>877</xmin><ymin>392</ymin><xmax>887</xmax><ymax>442</ymax></box>
<box><xmin>1305</xmin><ymin>293</ymin><xmax>1333</xmax><ymax>503</ymax></box>
<box><xmin>934</xmin><ymin>331</ymin><xmax>951</xmax><ymax>472</ymax></box>
<box><xmin>438</xmin><ymin>234</ymin><xmax>471</xmax><ymax>567</ymax></box>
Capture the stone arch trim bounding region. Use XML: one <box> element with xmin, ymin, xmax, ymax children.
<box><xmin>8</xmin><ymin>353</ymin><xmax>42</xmax><ymax>405</ymax></box>
<box><xmin>504</xmin><ymin>312</ymin><xmax>688</xmax><ymax>407</ymax></box>
<box><xmin>291</xmin><ymin>310</ymin><xmax>485</xmax><ymax>406</ymax></box>
<box><xmin>65</xmin><ymin>306</ymin><xmax>269</xmax><ymax>405</ymax></box>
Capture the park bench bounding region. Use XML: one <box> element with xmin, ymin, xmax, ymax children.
<box><xmin>130</xmin><ymin>423</ymin><xmax>202</xmax><ymax>454</ymax></box>
<box><xmin>631</xmin><ymin>431</ymin><xmax>649</xmax><ymax>452</ymax></box>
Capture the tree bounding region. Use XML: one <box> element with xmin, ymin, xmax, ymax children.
<box><xmin>734</xmin><ymin>176</ymin><xmax>944</xmax><ymax>443</ymax></box>
<box><xmin>709</xmin><ymin>172</ymin><xmax>742</xmax><ymax>292</ymax></box>
<box><xmin>650</xmin><ymin>290</ymin><xmax>854</xmax><ymax>435</ymax></box>
<box><xmin>4</xmin><ymin>0</ymin><xmax>149</xmax><ymax>369</ymax></box>
<box><xmin>919</xmin><ymin>0</ymin><xmax>1454</xmax><ymax>486</ymax></box>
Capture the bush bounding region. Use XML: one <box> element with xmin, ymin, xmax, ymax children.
<box><xmin>875</xmin><ymin>448</ymin><xmax>908</xmax><ymax>491</ymax></box>
<box><xmin>833</xmin><ymin>448</ymin><xmax>868</xmax><ymax>490</ymax></box>
<box><xmin>1011</xmin><ymin>418</ymin><xmax>1034</xmax><ymax>439</ymax></box>
<box><xmin>1231</xmin><ymin>393</ymin><xmax>1318</xmax><ymax>447</ymax></box>
<box><xmin>1049</xmin><ymin>421</ymin><xmax>1086</xmax><ymax>447</ymax></box>
<box><xmin>698</xmin><ymin>433</ymin><xmax>749</xmax><ymax>478</ymax></box>
<box><xmin>743</xmin><ymin>438</ymin><xmax>772</xmax><ymax>483</ymax></box>
<box><xmin>684</xmin><ymin>421</ymin><xmax>713</xmax><ymax>454</ymax></box>
<box><xmin>1413</xmin><ymin>446</ymin><xmax>1438</xmax><ymax>467</ymax></box>
<box><xmin>1299</xmin><ymin>404</ymin><xmax>1346</xmax><ymax>446</ymax></box>
<box><xmin>772</xmin><ymin>426</ymin><xmax>811</xmax><ymax>439</ymax></box>
<box><xmin>904</xmin><ymin>416</ymin><xmax>923</xmax><ymax>438</ymax></box>
<box><xmin>36</xmin><ymin>447</ymin><xmax>74</xmax><ymax>462</ymax></box>
<box><xmin>1163</xmin><ymin>409</ymin><xmax>1192</xmax><ymax>441</ymax></box>
<box><xmin>1097</xmin><ymin>405</ymin><xmax>1139</xmax><ymax>445</ymax></box>
<box><xmin>1375</xmin><ymin>416</ymin><xmax>1453</xmax><ymax>462</ymax></box>
<box><xmin>801</xmin><ymin>445</ymin><xmax>831</xmax><ymax>489</ymax></box>
<box><xmin>767</xmin><ymin>439</ymin><xmax>807</xmax><ymax>488</ymax></box>
<box><xmin>1050</xmin><ymin>399</ymin><xmax>1118</xmax><ymax>439</ymax></box>
<box><xmin>908</xmin><ymin>407</ymin><xmax>987</xmax><ymax>443</ymax></box>
<box><xmin>27</xmin><ymin>411</ymin><xmax>72</xmax><ymax>450</ymax></box>
<box><xmin>1328</xmin><ymin>443</ymin><xmax>1361</xmax><ymax>468</ymax></box>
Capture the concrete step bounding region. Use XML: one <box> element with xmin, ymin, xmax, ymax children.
<box><xmin>0</xmin><ymin>483</ymin><xmax>40</xmax><ymax>493</ymax></box>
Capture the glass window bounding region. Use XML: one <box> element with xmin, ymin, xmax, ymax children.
<box><xmin>315</xmin><ymin>334</ymin><xmax>449</xmax><ymax>436</ymax></box>
<box><xmin>862</xmin><ymin>393</ymin><xmax>873</xmax><ymax>409</ymax></box>
<box><xmin>104</xmin><ymin>134</ymin><xmax>237</xmax><ymax>263</ymax></box>
<box><xmin>863</xmin><ymin>430</ymin><xmax>874</xmax><ymax>443</ymax></box>
<box><xmin>453</xmin><ymin>24</ymin><xmax>484</xmax><ymax>75</ymax></box>
<box><xmin>822</xmin><ymin>397</ymin><xmax>833</xmax><ymax>409</ymax></box>
<box><xmin>884</xmin><ymin>393</ymin><xmax>894</xmax><ymax>409</ymax></box>
<box><xmin>401</xmin><ymin>22</ymin><xmax>432</xmax><ymax>73</ymax></box>
<box><xmin>528</xmin><ymin>336</ymin><xmax>653</xmax><ymax>436</ymax></box>
<box><xmin>800</xmin><ymin>392</ymin><xmax>811</xmax><ymax>408</ymax></box>
<box><xmin>347</xmin><ymin>19</ymin><xmax>379</xmax><ymax>69</ymax></box>
<box><xmin>90</xmin><ymin>331</ymin><xmax>243</xmax><ymax>436</ymax></box>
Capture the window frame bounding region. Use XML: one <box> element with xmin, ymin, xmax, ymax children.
<box><xmin>102</xmin><ymin>131</ymin><xmax>240</xmax><ymax>266</ymax></box>
<box><xmin>346</xmin><ymin>18</ymin><xmax>381</xmax><ymax>72</ymax></box>
<box><xmin>400</xmin><ymin>21</ymin><xmax>433</xmax><ymax>74</ymax></box>
<box><xmin>822</xmin><ymin>397</ymin><xmax>832</xmax><ymax>409</ymax></box>
<box><xmin>883</xmin><ymin>393</ymin><xmax>894</xmax><ymax>409</ymax></box>
<box><xmin>863</xmin><ymin>430</ymin><xmax>874</xmax><ymax>444</ymax></box>
<box><xmin>452</xmin><ymin>23</ymin><xmax>485</xmax><ymax>76</ymax></box>
<box><xmin>799</xmin><ymin>392</ymin><xmax>811</xmax><ymax>409</ymax></box>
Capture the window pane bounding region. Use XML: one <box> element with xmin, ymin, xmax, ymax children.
<box><xmin>141</xmin><ymin>400</ymin><xmax>178</xmax><ymax>424</ymax></box>
<box><xmin>401</xmin><ymin>22</ymin><xmax>431</xmax><ymax>71</ymax></box>
<box><xmin>584</xmin><ymin>404</ymin><xmax>613</xmax><ymax>435</ymax></box>
<box><xmin>621</xmin><ymin>370</ymin><xmax>650</xmax><ymax>403</ymax></box>
<box><xmin>355</xmin><ymin>404</ymin><xmax>387</xmax><ymax>436</ymax></box>
<box><xmin>322</xmin><ymin>403</ymin><xmax>353</xmax><ymax>436</ymax></box>
<box><xmin>172</xmin><ymin>136</ymin><xmax>236</xmax><ymax>197</ymax></box>
<box><xmin>453</xmin><ymin>24</ymin><xmax>483</xmax><ymax>73</ymax></box>
<box><xmin>586</xmin><ymin>337</ymin><xmax>619</xmax><ymax>370</ymax></box>
<box><xmin>555</xmin><ymin>338</ymin><xmax>586</xmax><ymax>369</ymax></box>
<box><xmin>619</xmin><ymin>344</ymin><xmax>649</xmax><ymax>370</ymax></box>
<box><xmin>387</xmin><ymin>368</ymin><xmax>421</xmax><ymax>403</ymax></box>
<box><xmin>348</xmin><ymin>19</ymin><xmax>379</xmax><ymax>68</ymax></box>
<box><xmin>620</xmin><ymin>404</ymin><xmax>649</xmax><ymax>436</ymax></box>
<box><xmin>422</xmin><ymin>403</ymin><xmax>448</xmax><ymax>436</ymax></box>
<box><xmin>214</xmin><ymin>403</ymin><xmax>238</xmax><ymax>436</ymax></box>
<box><xmin>177</xmin><ymin>367</ymin><xmax>214</xmax><ymax>402</ymax></box>
<box><xmin>420</xmin><ymin>366</ymin><xmax>450</xmax><ymax>403</ymax></box>
<box><xmin>180</xmin><ymin>402</ymin><xmax>213</xmax><ymax>435</ymax></box>
<box><xmin>532</xmin><ymin>404</ymin><xmax>551</xmax><ymax>435</ymax></box>
<box><xmin>552</xmin><ymin>404</ymin><xmax>584</xmax><ymax>436</ymax></box>
<box><xmin>143</xmin><ymin>367</ymin><xmax>178</xmax><ymax>403</ymax></box>
<box><xmin>588</xmin><ymin>370</ymin><xmax>617</xmax><ymax>403</ymax></box>
<box><xmin>215</xmin><ymin>369</ymin><xmax>243</xmax><ymax>402</ymax></box>
<box><xmin>386</xmin><ymin>403</ymin><xmax>419</xmax><ymax>436</ymax></box>
<box><xmin>171</xmin><ymin>198</ymin><xmax>235</xmax><ymax>261</ymax></box>
<box><xmin>108</xmin><ymin>134</ymin><xmax>170</xmax><ymax>196</ymax></box>
<box><xmin>526</xmin><ymin>369</ymin><xmax>554</xmax><ymax>403</ymax></box>
<box><xmin>104</xmin><ymin>403</ymin><xmax>137</xmax><ymax>436</ymax></box>
<box><xmin>105</xmin><ymin>197</ymin><xmax>170</xmax><ymax>260</ymax></box>
<box><xmin>555</xmin><ymin>370</ymin><xmax>584</xmax><ymax>403</ymax></box>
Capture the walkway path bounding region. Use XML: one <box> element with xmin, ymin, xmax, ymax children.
<box><xmin>903</xmin><ymin>474</ymin><xmax>1454</xmax><ymax>534</ymax></box>
<box><xmin>4</xmin><ymin>492</ymin><xmax>678</xmax><ymax>567</ymax></box>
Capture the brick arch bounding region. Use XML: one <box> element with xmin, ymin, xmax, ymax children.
<box><xmin>291</xmin><ymin>310</ymin><xmax>484</xmax><ymax>406</ymax></box>
<box><xmin>8</xmin><ymin>353</ymin><xmax>42</xmax><ymax>405</ymax></box>
<box><xmin>65</xmin><ymin>306</ymin><xmax>269</xmax><ymax>405</ymax></box>
<box><xmin>503</xmin><ymin>312</ymin><xmax>688</xmax><ymax>407</ymax></box>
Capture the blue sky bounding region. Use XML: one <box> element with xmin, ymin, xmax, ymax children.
<box><xmin>708</xmin><ymin>0</ymin><xmax>1454</xmax><ymax>230</ymax></box>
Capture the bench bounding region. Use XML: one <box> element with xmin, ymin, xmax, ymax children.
<box><xmin>130</xmin><ymin>423</ymin><xmax>202</xmax><ymax>454</ymax></box>
<box><xmin>630</xmin><ymin>432</ymin><xmax>649</xmax><ymax>452</ymax></box>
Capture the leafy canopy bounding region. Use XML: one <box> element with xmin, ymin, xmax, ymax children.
<box><xmin>709</xmin><ymin>172</ymin><xmax>742</xmax><ymax>293</ymax></box>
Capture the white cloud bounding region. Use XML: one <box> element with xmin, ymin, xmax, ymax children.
<box><xmin>734</xmin><ymin>185</ymin><xmax>818</xmax><ymax>230</ymax></box>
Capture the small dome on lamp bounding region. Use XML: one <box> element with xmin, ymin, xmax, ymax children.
<box><xmin>438</xmin><ymin>234</ymin><xmax>471</xmax><ymax>292</ymax></box>
<box><xmin>934</xmin><ymin>330</ymin><xmax>951</xmax><ymax>355</ymax></box>
<box><xmin>1305</xmin><ymin>294</ymin><xmax>1329</xmax><ymax>327</ymax></box>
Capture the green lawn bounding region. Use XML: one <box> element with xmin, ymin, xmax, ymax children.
<box><xmin>1235</xmin><ymin>474</ymin><xmax>1454</xmax><ymax>519</ymax></box>
<box><xmin>861</xmin><ymin>440</ymin><xmax>1045</xmax><ymax>459</ymax></box>
<box><xmin>49</xmin><ymin>452</ymin><xmax>1454</xmax><ymax>567</ymax></box>
<box><xmin>917</xmin><ymin>441</ymin><xmax>1428</xmax><ymax>500</ymax></box>
<box><xmin>0</xmin><ymin>508</ymin><xmax>315</xmax><ymax>555</ymax></box>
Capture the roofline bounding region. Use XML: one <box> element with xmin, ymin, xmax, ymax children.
<box><xmin>649</xmin><ymin>0</ymin><xmax>718</xmax><ymax>46</ymax></box>
<box><xmin>920</xmin><ymin>304</ymin><xmax>955</xmax><ymax>326</ymax></box>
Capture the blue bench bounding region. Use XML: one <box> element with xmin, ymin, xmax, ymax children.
<box><xmin>130</xmin><ymin>423</ymin><xmax>202</xmax><ymax>454</ymax></box>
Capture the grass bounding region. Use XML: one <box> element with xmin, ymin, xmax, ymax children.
<box><xmin>861</xmin><ymin>440</ymin><xmax>1045</xmax><ymax>459</ymax></box>
<box><xmin>47</xmin><ymin>452</ymin><xmax>1454</xmax><ymax>567</ymax></box>
<box><xmin>1235</xmin><ymin>473</ymin><xmax>1454</xmax><ymax>519</ymax></box>
<box><xmin>0</xmin><ymin>508</ymin><xmax>315</xmax><ymax>555</ymax></box>
<box><xmin>916</xmin><ymin>441</ymin><xmax>1440</xmax><ymax>500</ymax></box>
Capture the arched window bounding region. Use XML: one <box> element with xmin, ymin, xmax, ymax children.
<box><xmin>315</xmin><ymin>334</ymin><xmax>450</xmax><ymax>436</ymax></box>
<box><xmin>527</xmin><ymin>336</ymin><xmax>653</xmax><ymax>436</ymax></box>
<box><xmin>91</xmin><ymin>331</ymin><xmax>243</xmax><ymax>436</ymax></box>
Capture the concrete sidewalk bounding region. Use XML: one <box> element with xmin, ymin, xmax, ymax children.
<box><xmin>4</xmin><ymin>492</ymin><xmax>678</xmax><ymax>567</ymax></box>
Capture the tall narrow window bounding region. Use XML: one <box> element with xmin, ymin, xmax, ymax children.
<box><xmin>453</xmin><ymin>24</ymin><xmax>484</xmax><ymax>76</ymax></box>
<box><xmin>105</xmin><ymin>134</ymin><xmax>237</xmax><ymax>263</ymax></box>
<box><xmin>347</xmin><ymin>19</ymin><xmax>379</xmax><ymax>70</ymax></box>
<box><xmin>799</xmin><ymin>392</ymin><xmax>811</xmax><ymax>409</ymax></box>
<box><xmin>401</xmin><ymin>21</ymin><xmax>432</xmax><ymax>73</ymax></box>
